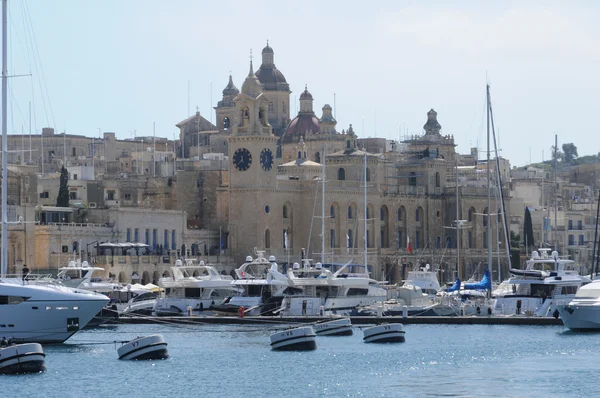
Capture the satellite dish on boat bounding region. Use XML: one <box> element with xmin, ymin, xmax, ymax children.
<box><xmin>293</xmin><ymin>262</ymin><xmax>300</xmax><ymax>270</ymax></box>
<box><xmin>199</xmin><ymin>260</ymin><xmax>205</xmax><ymax>266</ymax></box>
<box><xmin>82</xmin><ymin>261</ymin><xmax>89</xmax><ymax>268</ymax></box>
<box><xmin>246</xmin><ymin>256</ymin><xmax>253</xmax><ymax>262</ymax></box>
<box><xmin>315</xmin><ymin>262</ymin><xmax>322</xmax><ymax>269</ymax></box>
<box><xmin>425</xmin><ymin>264</ymin><xmax>430</xmax><ymax>271</ymax></box>
<box><xmin>268</xmin><ymin>255</ymin><xmax>276</xmax><ymax>262</ymax></box>
<box><xmin>552</xmin><ymin>251</ymin><xmax>559</xmax><ymax>260</ymax></box>
<box><xmin>532</xmin><ymin>251</ymin><xmax>539</xmax><ymax>259</ymax></box>
<box><xmin>68</xmin><ymin>261</ymin><xmax>76</xmax><ymax>268</ymax></box>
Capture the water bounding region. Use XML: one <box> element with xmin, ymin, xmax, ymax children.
<box><xmin>2</xmin><ymin>322</ymin><xmax>597</xmax><ymax>397</ymax></box>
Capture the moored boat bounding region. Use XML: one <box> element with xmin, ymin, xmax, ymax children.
<box><xmin>0</xmin><ymin>343</ymin><xmax>46</xmax><ymax>374</ymax></box>
<box><xmin>314</xmin><ymin>318</ymin><xmax>353</xmax><ymax>336</ymax></box>
<box><xmin>117</xmin><ymin>334</ymin><xmax>169</xmax><ymax>360</ymax></box>
<box><xmin>363</xmin><ymin>323</ymin><xmax>405</xmax><ymax>343</ymax></box>
<box><xmin>557</xmin><ymin>279</ymin><xmax>600</xmax><ymax>331</ymax></box>
<box><xmin>270</xmin><ymin>326</ymin><xmax>317</xmax><ymax>351</ymax></box>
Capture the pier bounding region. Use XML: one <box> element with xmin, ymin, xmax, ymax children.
<box><xmin>108</xmin><ymin>315</ymin><xmax>563</xmax><ymax>326</ymax></box>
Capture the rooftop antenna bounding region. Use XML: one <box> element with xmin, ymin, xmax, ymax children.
<box><xmin>187</xmin><ymin>80</ymin><xmax>190</xmax><ymax>116</ymax></box>
<box><xmin>209</xmin><ymin>80</ymin><xmax>213</xmax><ymax>124</ymax></box>
<box><xmin>153</xmin><ymin>121</ymin><xmax>156</xmax><ymax>177</ymax></box>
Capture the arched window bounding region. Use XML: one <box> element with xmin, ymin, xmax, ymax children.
<box><xmin>330</xmin><ymin>205</ymin><xmax>335</xmax><ymax>219</ymax></box>
<box><xmin>297</xmin><ymin>151</ymin><xmax>302</xmax><ymax>159</ymax></box>
<box><xmin>223</xmin><ymin>117</ymin><xmax>230</xmax><ymax>129</ymax></box>
<box><xmin>265</xmin><ymin>229</ymin><xmax>271</xmax><ymax>248</ymax></box>
<box><xmin>338</xmin><ymin>168</ymin><xmax>346</xmax><ymax>180</ymax></box>
<box><xmin>348</xmin><ymin>205</ymin><xmax>353</xmax><ymax>219</ymax></box>
<box><xmin>366</xmin><ymin>168</ymin><xmax>371</xmax><ymax>182</ymax></box>
<box><xmin>346</xmin><ymin>140</ymin><xmax>351</xmax><ymax>149</ymax></box>
<box><xmin>435</xmin><ymin>172</ymin><xmax>440</xmax><ymax>188</ymax></box>
<box><xmin>315</xmin><ymin>152</ymin><xmax>320</xmax><ymax>163</ymax></box>
<box><xmin>397</xmin><ymin>207</ymin><xmax>403</xmax><ymax>222</ymax></box>
<box><xmin>483</xmin><ymin>207</ymin><xmax>489</xmax><ymax>227</ymax></box>
<box><xmin>436</xmin><ymin>236</ymin><xmax>441</xmax><ymax>249</ymax></box>
<box><xmin>283</xmin><ymin>205</ymin><xmax>288</xmax><ymax>219</ymax></box>
<box><xmin>416</xmin><ymin>207</ymin><xmax>422</xmax><ymax>222</ymax></box>
<box><xmin>468</xmin><ymin>207</ymin><xmax>475</xmax><ymax>222</ymax></box>
<box><xmin>446</xmin><ymin>236</ymin><xmax>453</xmax><ymax>248</ymax></box>
<box><xmin>409</xmin><ymin>172</ymin><xmax>417</xmax><ymax>186</ymax></box>
<box><xmin>347</xmin><ymin>229</ymin><xmax>353</xmax><ymax>249</ymax></box>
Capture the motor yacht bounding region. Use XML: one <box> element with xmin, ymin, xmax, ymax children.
<box><xmin>0</xmin><ymin>277</ymin><xmax>109</xmax><ymax>343</ymax></box>
<box><xmin>213</xmin><ymin>252</ymin><xmax>299</xmax><ymax>316</ymax></box>
<box><xmin>278</xmin><ymin>260</ymin><xmax>387</xmax><ymax>316</ymax></box>
<box><xmin>556</xmin><ymin>279</ymin><xmax>600</xmax><ymax>331</ymax></box>
<box><xmin>491</xmin><ymin>249</ymin><xmax>590</xmax><ymax>317</ymax></box>
<box><xmin>154</xmin><ymin>258</ymin><xmax>238</xmax><ymax>316</ymax></box>
<box><xmin>53</xmin><ymin>259</ymin><xmax>121</xmax><ymax>294</ymax></box>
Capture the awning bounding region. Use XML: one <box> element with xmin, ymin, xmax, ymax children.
<box><xmin>98</xmin><ymin>242</ymin><xmax>149</xmax><ymax>249</ymax></box>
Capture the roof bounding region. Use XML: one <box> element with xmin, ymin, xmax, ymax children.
<box><xmin>283</xmin><ymin>114</ymin><xmax>320</xmax><ymax>143</ymax></box>
<box><xmin>280</xmin><ymin>159</ymin><xmax>322</xmax><ymax>167</ymax></box>
<box><xmin>176</xmin><ymin>112</ymin><xmax>217</xmax><ymax>130</ymax></box>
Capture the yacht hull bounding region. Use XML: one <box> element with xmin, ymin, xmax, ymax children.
<box><xmin>558</xmin><ymin>305</ymin><xmax>600</xmax><ymax>331</ymax></box>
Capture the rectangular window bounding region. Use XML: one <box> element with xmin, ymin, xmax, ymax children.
<box><xmin>578</xmin><ymin>235</ymin><xmax>584</xmax><ymax>245</ymax></box>
<box><xmin>107</xmin><ymin>190</ymin><xmax>115</xmax><ymax>200</ymax></box>
<box><xmin>73</xmin><ymin>174</ymin><xmax>78</xmax><ymax>180</ymax></box>
<box><xmin>171</xmin><ymin>230</ymin><xmax>176</xmax><ymax>250</ymax></box>
<box><xmin>568</xmin><ymin>220</ymin><xmax>573</xmax><ymax>230</ymax></box>
<box><xmin>152</xmin><ymin>229</ymin><xmax>157</xmax><ymax>249</ymax></box>
<box><xmin>124</xmin><ymin>193</ymin><xmax>132</xmax><ymax>201</ymax></box>
<box><xmin>145</xmin><ymin>229</ymin><xmax>150</xmax><ymax>245</ymax></box>
<box><xmin>69</xmin><ymin>192</ymin><xmax>77</xmax><ymax>200</ymax></box>
<box><xmin>568</xmin><ymin>234</ymin><xmax>574</xmax><ymax>246</ymax></box>
<box><xmin>126</xmin><ymin>228</ymin><xmax>131</xmax><ymax>242</ymax></box>
<box><xmin>62</xmin><ymin>245</ymin><xmax>69</xmax><ymax>253</ymax></box>
<box><xmin>330</xmin><ymin>229</ymin><xmax>335</xmax><ymax>248</ymax></box>
<box><xmin>134</xmin><ymin>228</ymin><xmax>139</xmax><ymax>243</ymax></box>
<box><xmin>577</xmin><ymin>220</ymin><xmax>583</xmax><ymax>230</ymax></box>
<box><xmin>415</xmin><ymin>231</ymin><xmax>420</xmax><ymax>249</ymax></box>
<box><xmin>164</xmin><ymin>230</ymin><xmax>169</xmax><ymax>250</ymax></box>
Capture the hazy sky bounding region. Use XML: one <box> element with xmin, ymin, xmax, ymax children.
<box><xmin>5</xmin><ymin>0</ymin><xmax>599</xmax><ymax>166</ymax></box>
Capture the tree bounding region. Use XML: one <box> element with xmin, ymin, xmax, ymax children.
<box><xmin>562</xmin><ymin>143</ymin><xmax>578</xmax><ymax>164</ymax></box>
<box><xmin>56</xmin><ymin>166</ymin><xmax>70</xmax><ymax>207</ymax></box>
<box><xmin>510</xmin><ymin>230</ymin><xmax>521</xmax><ymax>269</ymax></box>
<box><xmin>550</xmin><ymin>145</ymin><xmax>563</xmax><ymax>163</ymax></box>
<box><xmin>523</xmin><ymin>207</ymin><xmax>535</xmax><ymax>249</ymax></box>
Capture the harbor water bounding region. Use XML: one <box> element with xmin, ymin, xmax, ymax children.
<box><xmin>2</xmin><ymin>322</ymin><xmax>597</xmax><ymax>397</ymax></box>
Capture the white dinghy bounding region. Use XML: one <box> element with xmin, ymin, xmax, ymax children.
<box><xmin>270</xmin><ymin>326</ymin><xmax>317</xmax><ymax>351</ymax></box>
<box><xmin>0</xmin><ymin>343</ymin><xmax>46</xmax><ymax>374</ymax></box>
<box><xmin>117</xmin><ymin>334</ymin><xmax>169</xmax><ymax>360</ymax></box>
<box><xmin>363</xmin><ymin>323</ymin><xmax>406</xmax><ymax>343</ymax></box>
<box><xmin>314</xmin><ymin>318</ymin><xmax>353</xmax><ymax>336</ymax></box>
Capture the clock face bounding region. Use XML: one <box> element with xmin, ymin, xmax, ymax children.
<box><xmin>233</xmin><ymin>148</ymin><xmax>252</xmax><ymax>171</ymax></box>
<box><xmin>260</xmin><ymin>148</ymin><xmax>273</xmax><ymax>171</ymax></box>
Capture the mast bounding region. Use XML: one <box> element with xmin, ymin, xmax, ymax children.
<box><xmin>591</xmin><ymin>189</ymin><xmax>600</xmax><ymax>278</ymax></box>
<box><xmin>553</xmin><ymin>134</ymin><xmax>558</xmax><ymax>252</ymax></box>
<box><xmin>486</xmin><ymin>85</ymin><xmax>492</xmax><ymax>272</ymax></box>
<box><xmin>1</xmin><ymin>0</ymin><xmax>7</xmax><ymax>275</ymax></box>
<box><xmin>363</xmin><ymin>152</ymin><xmax>367</xmax><ymax>272</ymax></box>
<box><xmin>455</xmin><ymin>155</ymin><xmax>461</xmax><ymax>281</ymax></box>
<box><xmin>321</xmin><ymin>146</ymin><xmax>325</xmax><ymax>265</ymax></box>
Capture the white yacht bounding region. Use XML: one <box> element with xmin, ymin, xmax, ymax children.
<box><xmin>109</xmin><ymin>285</ymin><xmax>157</xmax><ymax>316</ymax></box>
<box><xmin>491</xmin><ymin>249</ymin><xmax>590</xmax><ymax>317</ymax></box>
<box><xmin>403</xmin><ymin>265</ymin><xmax>442</xmax><ymax>298</ymax></box>
<box><xmin>433</xmin><ymin>270</ymin><xmax>492</xmax><ymax>316</ymax></box>
<box><xmin>0</xmin><ymin>278</ymin><xmax>109</xmax><ymax>343</ymax></box>
<box><xmin>278</xmin><ymin>260</ymin><xmax>387</xmax><ymax>316</ymax></box>
<box><xmin>53</xmin><ymin>259</ymin><xmax>121</xmax><ymax>294</ymax></box>
<box><xmin>556</xmin><ymin>279</ymin><xmax>600</xmax><ymax>331</ymax></box>
<box><xmin>213</xmin><ymin>252</ymin><xmax>300</xmax><ymax>316</ymax></box>
<box><xmin>153</xmin><ymin>258</ymin><xmax>238</xmax><ymax>316</ymax></box>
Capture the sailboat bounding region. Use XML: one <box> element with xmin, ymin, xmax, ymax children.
<box><xmin>0</xmin><ymin>0</ymin><xmax>109</xmax><ymax>343</ymax></box>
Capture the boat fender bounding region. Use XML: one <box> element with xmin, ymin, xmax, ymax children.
<box><xmin>238</xmin><ymin>306</ymin><xmax>245</xmax><ymax>318</ymax></box>
<box><xmin>487</xmin><ymin>307</ymin><xmax>492</xmax><ymax>315</ymax></box>
<box><xmin>476</xmin><ymin>306</ymin><xmax>481</xmax><ymax>315</ymax></box>
<box><xmin>553</xmin><ymin>309</ymin><xmax>560</xmax><ymax>319</ymax></box>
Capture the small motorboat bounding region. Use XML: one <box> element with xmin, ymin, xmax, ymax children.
<box><xmin>0</xmin><ymin>343</ymin><xmax>46</xmax><ymax>374</ymax></box>
<box><xmin>314</xmin><ymin>318</ymin><xmax>353</xmax><ymax>336</ymax></box>
<box><xmin>363</xmin><ymin>323</ymin><xmax>406</xmax><ymax>343</ymax></box>
<box><xmin>270</xmin><ymin>326</ymin><xmax>317</xmax><ymax>351</ymax></box>
<box><xmin>117</xmin><ymin>334</ymin><xmax>169</xmax><ymax>360</ymax></box>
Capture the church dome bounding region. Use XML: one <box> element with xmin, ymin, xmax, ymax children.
<box><xmin>222</xmin><ymin>75</ymin><xmax>239</xmax><ymax>96</ymax></box>
<box><xmin>299</xmin><ymin>87</ymin><xmax>313</xmax><ymax>100</ymax></box>
<box><xmin>255</xmin><ymin>43</ymin><xmax>289</xmax><ymax>91</ymax></box>
<box><xmin>241</xmin><ymin>61</ymin><xmax>263</xmax><ymax>98</ymax></box>
<box><xmin>283</xmin><ymin>115</ymin><xmax>320</xmax><ymax>143</ymax></box>
<box><xmin>262</xmin><ymin>43</ymin><xmax>274</xmax><ymax>54</ymax></box>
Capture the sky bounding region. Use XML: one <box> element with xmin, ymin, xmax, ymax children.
<box><xmin>4</xmin><ymin>0</ymin><xmax>600</xmax><ymax>167</ymax></box>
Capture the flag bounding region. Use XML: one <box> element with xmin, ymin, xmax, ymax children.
<box><xmin>346</xmin><ymin>233</ymin><xmax>350</xmax><ymax>253</ymax></box>
<box><xmin>284</xmin><ymin>230</ymin><xmax>289</xmax><ymax>249</ymax></box>
<box><xmin>407</xmin><ymin>235</ymin><xmax>412</xmax><ymax>254</ymax></box>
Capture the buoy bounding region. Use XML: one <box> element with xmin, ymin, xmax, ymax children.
<box><xmin>314</xmin><ymin>318</ymin><xmax>353</xmax><ymax>336</ymax></box>
<box><xmin>0</xmin><ymin>343</ymin><xmax>46</xmax><ymax>374</ymax></box>
<box><xmin>270</xmin><ymin>326</ymin><xmax>317</xmax><ymax>351</ymax></box>
<box><xmin>117</xmin><ymin>334</ymin><xmax>169</xmax><ymax>360</ymax></box>
<box><xmin>363</xmin><ymin>323</ymin><xmax>405</xmax><ymax>343</ymax></box>
<box><xmin>238</xmin><ymin>306</ymin><xmax>245</xmax><ymax>318</ymax></box>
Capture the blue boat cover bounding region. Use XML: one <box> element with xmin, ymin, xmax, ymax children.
<box><xmin>445</xmin><ymin>278</ymin><xmax>461</xmax><ymax>292</ymax></box>
<box><xmin>464</xmin><ymin>269</ymin><xmax>492</xmax><ymax>290</ymax></box>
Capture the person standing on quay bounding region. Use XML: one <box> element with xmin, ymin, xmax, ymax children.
<box><xmin>22</xmin><ymin>264</ymin><xmax>30</xmax><ymax>284</ymax></box>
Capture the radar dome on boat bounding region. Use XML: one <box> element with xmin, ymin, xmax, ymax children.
<box><xmin>268</xmin><ymin>255</ymin><xmax>276</xmax><ymax>262</ymax></box>
<box><xmin>315</xmin><ymin>262</ymin><xmax>322</xmax><ymax>269</ymax></box>
<box><xmin>68</xmin><ymin>261</ymin><xmax>76</xmax><ymax>268</ymax></box>
<box><xmin>532</xmin><ymin>251</ymin><xmax>539</xmax><ymax>259</ymax></box>
<box><xmin>552</xmin><ymin>251</ymin><xmax>559</xmax><ymax>260</ymax></box>
<box><xmin>175</xmin><ymin>259</ymin><xmax>183</xmax><ymax>266</ymax></box>
<box><xmin>246</xmin><ymin>256</ymin><xmax>253</xmax><ymax>262</ymax></box>
<box><xmin>199</xmin><ymin>260</ymin><xmax>205</xmax><ymax>266</ymax></box>
<box><xmin>293</xmin><ymin>262</ymin><xmax>300</xmax><ymax>270</ymax></box>
<box><xmin>126</xmin><ymin>284</ymin><xmax>132</xmax><ymax>291</ymax></box>
<box><xmin>82</xmin><ymin>261</ymin><xmax>90</xmax><ymax>268</ymax></box>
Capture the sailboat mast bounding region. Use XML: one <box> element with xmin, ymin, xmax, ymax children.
<box><xmin>456</xmin><ymin>155</ymin><xmax>461</xmax><ymax>281</ymax></box>
<box><xmin>553</xmin><ymin>134</ymin><xmax>558</xmax><ymax>252</ymax></box>
<box><xmin>321</xmin><ymin>146</ymin><xmax>326</xmax><ymax>265</ymax></box>
<box><xmin>486</xmin><ymin>85</ymin><xmax>492</xmax><ymax>272</ymax></box>
<box><xmin>364</xmin><ymin>152</ymin><xmax>367</xmax><ymax>272</ymax></box>
<box><xmin>1</xmin><ymin>0</ymin><xmax>8</xmax><ymax>276</ymax></box>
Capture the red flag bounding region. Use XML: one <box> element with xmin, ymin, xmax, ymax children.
<box><xmin>407</xmin><ymin>235</ymin><xmax>412</xmax><ymax>254</ymax></box>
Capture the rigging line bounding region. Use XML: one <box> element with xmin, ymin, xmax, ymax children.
<box><xmin>306</xmin><ymin>178</ymin><xmax>319</xmax><ymax>257</ymax></box>
<box><xmin>22</xmin><ymin>0</ymin><xmax>55</xmax><ymax>129</ymax></box>
<box><xmin>20</xmin><ymin>0</ymin><xmax>37</xmax><ymax>135</ymax></box>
